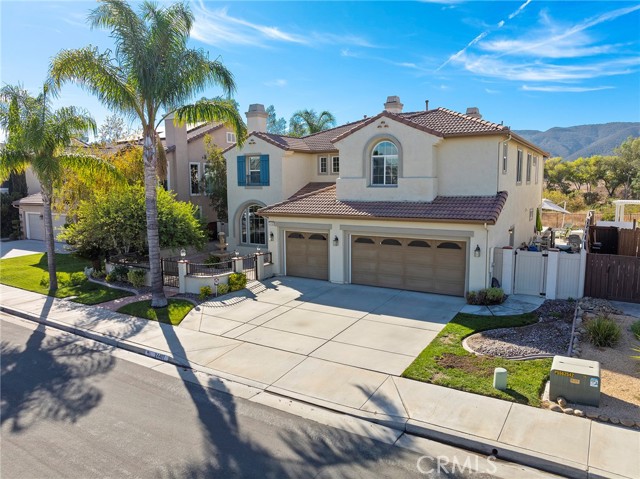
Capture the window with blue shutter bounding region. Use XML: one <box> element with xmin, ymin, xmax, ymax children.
<box><xmin>237</xmin><ymin>156</ymin><xmax>246</xmax><ymax>186</ymax></box>
<box><xmin>259</xmin><ymin>154</ymin><xmax>269</xmax><ymax>186</ymax></box>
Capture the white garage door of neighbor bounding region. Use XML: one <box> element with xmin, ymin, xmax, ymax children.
<box><xmin>27</xmin><ymin>213</ymin><xmax>66</xmax><ymax>241</ymax></box>
<box><xmin>351</xmin><ymin>235</ymin><xmax>466</xmax><ymax>296</ymax></box>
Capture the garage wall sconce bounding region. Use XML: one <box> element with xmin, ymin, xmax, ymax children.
<box><xmin>269</xmin><ymin>232</ymin><xmax>274</xmax><ymax>241</ymax></box>
<box><xmin>474</xmin><ymin>245</ymin><xmax>481</xmax><ymax>257</ymax></box>
<box><xmin>333</xmin><ymin>235</ymin><xmax>339</xmax><ymax>246</ymax></box>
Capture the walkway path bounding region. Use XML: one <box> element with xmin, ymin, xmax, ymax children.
<box><xmin>0</xmin><ymin>281</ymin><xmax>637</xmax><ymax>479</ymax></box>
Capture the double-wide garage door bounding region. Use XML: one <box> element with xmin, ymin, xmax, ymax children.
<box><xmin>351</xmin><ymin>235</ymin><xmax>466</xmax><ymax>296</ymax></box>
<box><xmin>285</xmin><ymin>231</ymin><xmax>329</xmax><ymax>280</ymax></box>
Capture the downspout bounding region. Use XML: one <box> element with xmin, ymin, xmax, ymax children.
<box><xmin>484</xmin><ymin>222</ymin><xmax>491</xmax><ymax>288</ymax></box>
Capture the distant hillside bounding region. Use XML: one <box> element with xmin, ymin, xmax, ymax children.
<box><xmin>514</xmin><ymin>122</ymin><xmax>640</xmax><ymax>161</ymax></box>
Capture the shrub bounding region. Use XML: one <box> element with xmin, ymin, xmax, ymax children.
<box><xmin>105</xmin><ymin>272</ymin><xmax>117</xmax><ymax>283</ymax></box>
<box><xmin>127</xmin><ymin>269</ymin><xmax>146</xmax><ymax>288</ymax></box>
<box><xmin>205</xmin><ymin>254</ymin><xmax>223</xmax><ymax>265</ymax></box>
<box><xmin>199</xmin><ymin>285</ymin><xmax>213</xmax><ymax>300</ymax></box>
<box><xmin>40</xmin><ymin>274</ymin><xmax>50</xmax><ymax>288</ymax></box>
<box><xmin>228</xmin><ymin>273</ymin><xmax>247</xmax><ymax>292</ymax></box>
<box><xmin>582</xmin><ymin>191</ymin><xmax>600</xmax><ymax>206</ymax></box>
<box><xmin>69</xmin><ymin>272</ymin><xmax>86</xmax><ymax>286</ymax></box>
<box><xmin>217</xmin><ymin>283</ymin><xmax>229</xmax><ymax>295</ymax></box>
<box><xmin>91</xmin><ymin>269</ymin><xmax>106</xmax><ymax>279</ymax></box>
<box><xmin>585</xmin><ymin>315</ymin><xmax>621</xmax><ymax>347</ymax></box>
<box><xmin>466</xmin><ymin>287</ymin><xmax>505</xmax><ymax>305</ymax></box>
<box><xmin>112</xmin><ymin>265</ymin><xmax>130</xmax><ymax>282</ymax></box>
<box><xmin>631</xmin><ymin>320</ymin><xmax>640</xmax><ymax>340</ymax></box>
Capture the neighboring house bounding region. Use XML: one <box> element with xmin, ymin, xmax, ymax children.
<box><xmin>16</xmin><ymin>121</ymin><xmax>237</xmax><ymax>241</ymax></box>
<box><xmin>224</xmin><ymin>97</ymin><xmax>548</xmax><ymax>297</ymax></box>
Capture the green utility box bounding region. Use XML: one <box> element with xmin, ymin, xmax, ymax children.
<box><xmin>549</xmin><ymin>356</ymin><xmax>600</xmax><ymax>407</ymax></box>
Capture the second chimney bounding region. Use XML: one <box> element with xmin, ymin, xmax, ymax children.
<box><xmin>465</xmin><ymin>107</ymin><xmax>482</xmax><ymax>119</ymax></box>
<box><xmin>246</xmin><ymin>104</ymin><xmax>268</xmax><ymax>133</ymax></box>
<box><xmin>384</xmin><ymin>95</ymin><xmax>403</xmax><ymax>114</ymax></box>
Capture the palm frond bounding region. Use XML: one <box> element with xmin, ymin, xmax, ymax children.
<box><xmin>156</xmin><ymin>135</ymin><xmax>167</xmax><ymax>181</ymax></box>
<box><xmin>173</xmin><ymin>98</ymin><xmax>247</xmax><ymax>146</ymax></box>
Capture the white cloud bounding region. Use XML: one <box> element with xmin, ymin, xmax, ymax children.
<box><xmin>264</xmin><ymin>79</ymin><xmax>287</xmax><ymax>88</ymax></box>
<box><xmin>191</xmin><ymin>2</ymin><xmax>376</xmax><ymax>50</ymax></box>
<box><xmin>521</xmin><ymin>85</ymin><xmax>614</xmax><ymax>93</ymax></box>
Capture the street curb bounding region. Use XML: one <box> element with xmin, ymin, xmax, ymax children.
<box><xmin>0</xmin><ymin>304</ymin><xmax>609</xmax><ymax>479</ymax></box>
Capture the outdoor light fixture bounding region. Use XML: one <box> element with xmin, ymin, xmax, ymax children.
<box><xmin>234</xmin><ymin>250</ymin><xmax>239</xmax><ymax>257</ymax></box>
<box><xmin>180</xmin><ymin>248</ymin><xmax>186</xmax><ymax>258</ymax></box>
<box><xmin>269</xmin><ymin>232</ymin><xmax>274</xmax><ymax>241</ymax></box>
<box><xmin>333</xmin><ymin>235</ymin><xmax>339</xmax><ymax>246</ymax></box>
<box><xmin>474</xmin><ymin>245</ymin><xmax>481</xmax><ymax>257</ymax></box>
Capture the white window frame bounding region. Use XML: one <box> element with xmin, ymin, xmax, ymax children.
<box><xmin>240</xmin><ymin>204</ymin><xmax>266</xmax><ymax>245</ymax></box>
<box><xmin>516</xmin><ymin>149</ymin><xmax>523</xmax><ymax>184</ymax></box>
<box><xmin>226</xmin><ymin>132</ymin><xmax>236</xmax><ymax>144</ymax></box>
<box><xmin>189</xmin><ymin>162</ymin><xmax>201</xmax><ymax>196</ymax></box>
<box><xmin>502</xmin><ymin>142</ymin><xmax>508</xmax><ymax>174</ymax></box>
<box><xmin>331</xmin><ymin>155</ymin><xmax>339</xmax><ymax>174</ymax></box>
<box><xmin>248</xmin><ymin>155</ymin><xmax>261</xmax><ymax>185</ymax></box>
<box><xmin>371</xmin><ymin>141</ymin><xmax>399</xmax><ymax>186</ymax></box>
<box><xmin>526</xmin><ymin>153</ymin><xmax>532</xmax><ymax>184</ymax></box>
<box><xmin>534</xmin><ymin>156</ymin><xmax>539</xmax><ymax>184</ymax></box>
<box><xmin>318</xmin><ymin>156</ymin><xmax>328</xmax><ymax>175</ymax></box>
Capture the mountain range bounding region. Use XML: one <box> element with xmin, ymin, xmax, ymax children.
<box><xmin>514</xmin><ymin>122</ymin><xmax>640</xmax><ymax>161</ymax></box>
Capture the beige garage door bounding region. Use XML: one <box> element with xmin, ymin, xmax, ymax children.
<box><xmin>285</xmin><ymin>231</ymin><xmax>329</xmax><ymax>280</ymax></box>
<box><xmin>351</xmin><ymin>236</ymin><xmax>466</xmax><ymax>296</ymax></box>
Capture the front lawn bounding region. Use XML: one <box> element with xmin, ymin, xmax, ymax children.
<box><xmin>117</xmin><ymin>299</ymin><xmax>193</xmax><ymax>325</ymax></box>
<box><xmin>0</xmin><ymin>253</ymin><xmax>132</xmax><ymax>304</ymax></box>
<box><xmin>402</xmin><ymin>313</ymin><xmax>552</xmax><ymax>406</ymax></box>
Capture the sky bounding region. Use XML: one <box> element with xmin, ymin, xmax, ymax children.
<box><xmin>1</xmin><ymin>0</ymin><xmax>639</xmax><ymax>139</ymax></box>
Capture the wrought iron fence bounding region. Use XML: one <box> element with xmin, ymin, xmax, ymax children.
<box><xmin>187</xmin><ymin>260</ymin><xmax>232</xmax><ymax>276</ymax></box>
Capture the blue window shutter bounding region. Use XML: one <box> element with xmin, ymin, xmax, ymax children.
<box><xmin>260</xmin><ymin>155</ymin><xmax>270</xmax><ymax>186</ymax></box>
<box><xmin>237</xmin><ymin>156</ymin><xmax>246</xmax><ymax>186</ymax></box>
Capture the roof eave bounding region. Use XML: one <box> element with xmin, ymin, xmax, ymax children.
<box><xmin>258</xmin><ymin>211</ymin><xmax>498</xmax><ymax>225</ymax></box>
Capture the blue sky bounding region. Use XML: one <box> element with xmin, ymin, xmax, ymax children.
<box><xmin>1</xmin><ymin>0</ymin><xmax>639</xmax><ymax>138</ymax></box>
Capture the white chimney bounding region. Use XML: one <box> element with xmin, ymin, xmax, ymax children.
<box><xmin>466</xmin><ymin>107</ymin><xmax>482</xmax><ymax>119</ymax></box>
<box><xmin>246</xmin><ymin>104</ymin><xmax>268</xmax><ymax>133</ymax></box>
<box><xmin>384</xmin><ymin>95</ymin><xmax>403</xmax><ymax>114</ymax></box>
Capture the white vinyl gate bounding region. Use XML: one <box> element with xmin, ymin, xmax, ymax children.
<box><xmin>513</xmin><ymin>250</ymin><xmax>547</xmax><ymax>296</ymax></box>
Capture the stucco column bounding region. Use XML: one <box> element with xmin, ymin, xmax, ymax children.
<box><xmin>256</xmin><ymin>253</ymin><xmax>266</xmax><ymax>280</ymax></box>
<box><xmin>545</xmin><ymin>249</ymin><xmax>560</xmax><ymax>300</ymax></box>
<box><xmin>501</xmin><ymin>247</ymin><xmax>515</xmax><ymax>295</ymax></box>
<box><xmin>329</xmin><ymin>228</ymin><xmax>345</xmax><ymax>284</ymax></box>
<box><xmin>177</xmin><ymin>260</ymin><xmax>188</xmax><ymax>294</ymax></box>
<box><xmin>232</xmin><ymin>257</ymin><xmax>244</xmax><ymax>274</ymax></box>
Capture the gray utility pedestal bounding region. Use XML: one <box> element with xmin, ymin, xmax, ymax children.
<box><xmin>549</xmin><ymin>356</ymin><xmax>600</xmax><ymax>407</ymax></box>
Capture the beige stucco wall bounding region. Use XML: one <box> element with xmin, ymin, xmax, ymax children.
<box><xmin>334</xmin><ymin>116</ymin><xmax>440</xmax><ymax>202</ymax></box>
<box><xmin>265</xmin><ymin>215</ymin><xmax>490</xmax><ymax>293</ymax></box>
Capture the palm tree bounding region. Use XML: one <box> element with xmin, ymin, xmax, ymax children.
<box><xmin>0</xmin><ymin>84</ymin><xmax>103</xmax><ymax>291</ymax></box>
<box><xmin>289</xmin><ymin>109</ymin><xmax>336</xmax><ymax>136</ymax></box>
<box><xmin>50</xmin><ymin>0</ymin><xmax>246</xmax><ymax>307</ymax></box>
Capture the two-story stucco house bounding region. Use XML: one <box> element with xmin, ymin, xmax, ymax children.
<box><xmin>224</xmin><ymin>97</ymin><xmax>548</xmax><ymax>297</ymax></box>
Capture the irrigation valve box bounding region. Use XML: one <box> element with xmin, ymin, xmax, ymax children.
<box><xmin>549</xmin><ymin>356</ymin><xmax>601</xmax><ymax>407</ymax></box>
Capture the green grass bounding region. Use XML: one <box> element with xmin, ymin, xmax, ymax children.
<box><xmin>0</xmin><ymin>253</ymin><xmax>133</xmax><ymax>304</ymax></box>
<box><xmin>402</xmin><ymin>313</ymin><xmax>552</xmax><ymax>406</ymax></box>
<box><xmin>117</xmin><ymin>299</ymin><xmax>194</xmax><ymax>325</ymax></box>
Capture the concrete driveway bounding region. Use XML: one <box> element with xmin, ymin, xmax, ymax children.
<box><xmin>180</xmin><ymin>277</ymin><xmax>466</xmax><ymax>397</ymax></box>
<box><xmin>0</xmin><ymin>240</ymin><xmax>69</xmax><ymax>259</ymax></box>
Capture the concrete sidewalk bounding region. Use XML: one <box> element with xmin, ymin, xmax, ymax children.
<box><xmin>1</xmin><ymin>283</ymin><xmax>637</xmax><ymax>479</ymax></box>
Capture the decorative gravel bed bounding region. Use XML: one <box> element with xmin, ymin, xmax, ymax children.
<box><xmin>465</xmin><ymin>300</ymin><xmax>575</xmax><ymax>358</ymax></box>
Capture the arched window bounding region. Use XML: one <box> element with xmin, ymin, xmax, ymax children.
<box><xmin>371</xmin><ymin>141</ymin><xmax>398</xmax><ymax>185</ymax></box>
<box><xmin>241</xmin><ymin>204</ymin><xmax>266</xmax><ymax>245</ymax></box>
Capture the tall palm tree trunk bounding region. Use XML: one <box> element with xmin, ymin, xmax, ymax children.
<box><xmin>41</xmin><ymin>182</ymin><xmax>58</xmax><ymax>291</ymax></box>
<box><xmin>143</xmin><ymin>130</ymin><xmax>167</xmax><ymax>308</ymax></box>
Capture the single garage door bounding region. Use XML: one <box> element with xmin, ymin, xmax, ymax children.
<box><xmin>286</xmin><ymin>231</ymin><xmax>329</xmax><ymax>280</ymax></box>
<box><xmin>26</xmin><ymin>213</ymin><xmax>66</xmax><ymax>241</ymax></box>
<box><xmin>351</xmin><ymin>235</ymin><xmax>466</xmax><ymax>296</ymax></box>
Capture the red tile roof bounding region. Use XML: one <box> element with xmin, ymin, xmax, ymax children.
<box><xmin>259</xmin><ymin>185</ymin><xmax>508</xmax><ymax>224</ymax></box>
<box><xmin>288</xmin><ymin>182</ymin><xmax>336</xmax><ymax>199</ymax></box>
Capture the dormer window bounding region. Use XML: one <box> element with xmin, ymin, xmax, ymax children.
<box><xmin>371</xmin><ymin>141</ymin><xmax>398</xmax><ymax>185</ymax></box>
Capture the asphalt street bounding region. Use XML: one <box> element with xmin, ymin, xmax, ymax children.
<box><xmin>1</xmin><ymin>314</ymin><xmax>555</xmax><ymax>479</ymax></box>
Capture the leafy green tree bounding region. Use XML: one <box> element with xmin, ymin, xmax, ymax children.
<box><xmin>544</xmin><ymin>157</ymin><xmax>571</xmax><ymax>193</ymax></box>
<box><xmin>266</xmin><ymin>105</ymin><xmax>287</xmax><ymax>135</ymax></box>
<box><xmin>614</xmin><ymin>136</ymin><xmax>640</xmax><ymax>199</ymax></box>
<box><xmin>50</xmin><ymin>0</ymin><xmax>246</xmax><ymax>307</ymax></box>
<box><xmin>202</xmin><ymin>135</ymin><xmax>227</xmax><ymax>222</ymax></box>
<box><xmin>0</xmin><ymin>84</ymin><xmax>113</xmax><ymax>291</ymax></box>
<box><xmin>592</xmin><ymin>155</ymin><xmax>625</xmax><ymax>198</ymax></box>
<box><xmin>289</xmin><ymin>109</ymin><xmax>336</xmax><ymax>136</ymax></box>
<box><xmin>62</xmin><ymin>184</ymin><xmax>206</xmax><ymax>264</ymax></box>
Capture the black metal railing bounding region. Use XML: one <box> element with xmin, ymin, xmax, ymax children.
<box><xmin>187</xmin><ymin>260</ymin><xmax>232</xmax><ymax>276</ymax></box>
